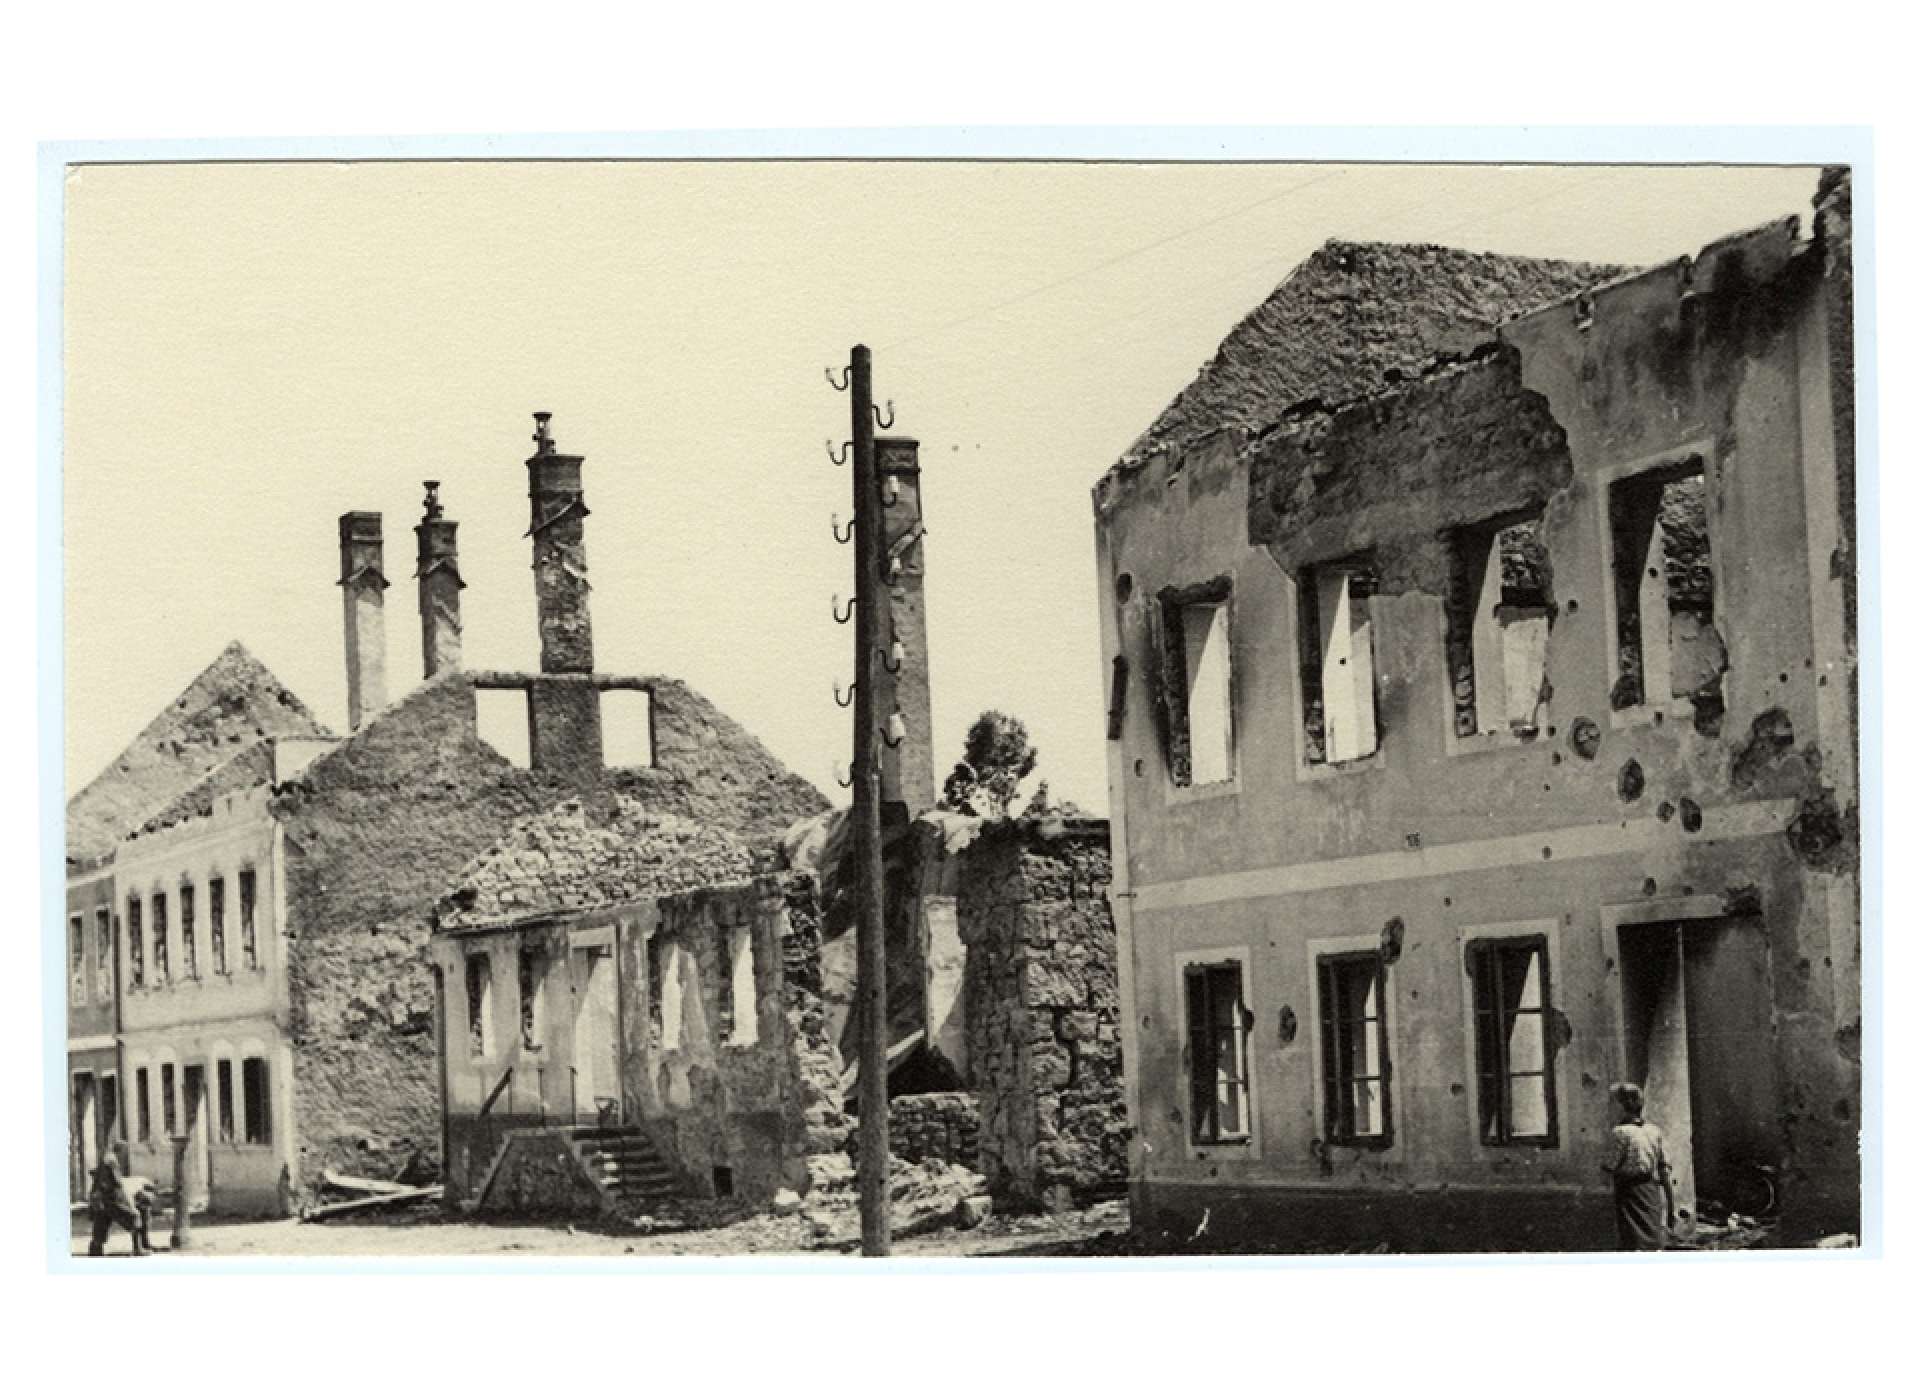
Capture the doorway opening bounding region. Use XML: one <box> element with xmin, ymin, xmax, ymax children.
<box><xmin>1616</xmin><ymin>915</ymin><xmax>1780</xmax><ymax>1221</ymax></box>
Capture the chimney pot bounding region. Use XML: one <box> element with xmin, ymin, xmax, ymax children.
<box><xmin>416</xmin><ymin>483</ymin><xmax>464</xmax><ymax>678</ymax></box>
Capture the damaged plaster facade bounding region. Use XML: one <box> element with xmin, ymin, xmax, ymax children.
<box><xmin>1093</xmin><ymin>179</ymin><xmax>1858</xmax><ymax>1250</ymax></box>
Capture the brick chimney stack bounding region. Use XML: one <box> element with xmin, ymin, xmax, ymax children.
<box><xmin>526</xmin><ymin>412</ymin><xmax>595</xmax><ymax>674</ymax></box>
<box><xmin>524</xmin><ymin>413</ymin><xmax>603</xmax><ymax>773</ymax></box>
<box><xmin>876</xmin><ymin>437</ymin><xmax>936</xmax><ymax>815</ymax></box>
<box><xmin>414</xmin><ymin>481</ymin><xmax>465</xmax><ymax>678</ymax></box>
<box><xmin>337</xmin><ymin>511</ymin><xmax>389</xmax><ymax>729</ymax></box>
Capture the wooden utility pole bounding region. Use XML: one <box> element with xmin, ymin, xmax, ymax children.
<box><xmin>848</xmin><ymin>344</ymin><xmax>891</xmax><ymax>1256</ymax></box>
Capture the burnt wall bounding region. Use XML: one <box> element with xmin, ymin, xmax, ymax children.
<box><xmin>959</xmin><ymin>821</ymin><xmax>1126</xmax><ymax>1208</ymax></box>
<box><xmin>618</xmin><ymin>875</ymin><xmax>846</xmax><ymax>1204</ymax></box>
<box><xmin>1247</xmin><ymin>344</ymin><xmax>1572</xmax><ymax>590</ymax></box>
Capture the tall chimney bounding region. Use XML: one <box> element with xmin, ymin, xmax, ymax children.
<box><xmin>526</xmin><ymin>412</ymin><xmax>595</xmax><ymax>673</ymax></box>
<box><xmin>337</xmin><ymin>511</ymin><xmax>389</xmax><ymax>729</ymax></box>
<box><xmin>414</xmin><ymin>481</ymin><xmax>464</xmax><ymax>678</ymax></box>
<box><xmin>524</xmin><ymin>413</ymin><xmax>603</xmax><ymax>774</ymax></box>
<box><xmin>875</xmin><ymin>437</ymin><xmax>936</xmax><ymax>815</ymax></box>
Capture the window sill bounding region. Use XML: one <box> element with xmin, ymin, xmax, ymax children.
<box><xmin>1608</xmin><ymin>697</ymin><xmax>1693</xmax><ymax>732</ymax></box>
<box><xmin>1444</xmin><ymin>722</ymin><xmax>1551</xmax><ymax>760</ymax></box>
<box><xmin>1297</xmin><ymin>748</ymin><xmax>1387</xmax><ymax>784</ymax></box>
<box><xmin>1165</xmin><ymin>776</ymin><xmax>1240</xmax><ymax>808</ymax></box>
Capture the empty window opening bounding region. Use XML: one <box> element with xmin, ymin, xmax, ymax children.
<box><xmin>209</xmin><ymin>877</ymin><xmax>227</xmax><ymax>975</ymax></box>
<box><xmin>216</xmin><ymin>1060</ymin><xmax>236</xmax><ymax>1143</ymax></box>
<box><xmin>1185</xmin><ymin>961</ymin><xmax>1251</xmax><ymax>1144</ymax></box>
<box><xmin>518</xmin><ymin>946</ymin><xmax>546</xmax><ymax>1051</ymax></box>
<box><xmin>1609</xmin><ymin>461</ymin><xmax>1724</xmax><ymax>710</ymax></box>
<box><xmin>1300</xmin><ymin>560</ymin><xmax>1380</xmax><ymax>765</ymax></box>
<box><xmin>646</xmin><ymin>937</ymin><xmax>665</xmax><ymax>1050</ymax></box>
<box><xmin>712</xmin><ymin>1165</ymin><xmax>735</xmax><ymax>1198</ymax></box>
<box><xmin>242</xmin><ymin>1057</ymin><xmax>272</xmax><ymax>1145</ymax></box>
<box><xmin>475</xmin><ymin>688</ymin><xmax>533</xmax><ymax>768</ymax></box>
<box><xmin>94</xmin><ymin>909</ymin><xmax>113</xmax><ymax>1002</ymax></box>
<box><xmin>179</xmin><ymin>883</ymin><xmax>198</xmax><ymax>981</ymax></box>
<box><xmin>1319</xmin><ymin>952</ymin><xmax>1392</xmax><ymax>1144</ymax></box>
<box><xmin>1154</xmin><ymin>580</ymin><xmax>1234</xmax><ymax>788</ymax></box>
<box><xmin>465</xmin><ymin>953</ymin><xmax>494</xmax><ymax>1059</ymax></box>
<box><xmin>150</xmin><ymin>892</ymin><xmax>170</xmax><ymax>986</ymax></box>
<box><xmin>238</xmin><ymin>869</ymin><xmax>258</xmax><ymax>969</ymax></box>
<box><xmin>1470</xmin><ymin>937</ymin><xmax>1558</xmax><ymax>1145</ymax></box>
<box><xmin>100</xmin><ymin>1074</ymin><xmax>119</xmax><ymax>1149</ymax></box>
<box><xmin>135</xmin><ymin>1067</ymin><xmax>152</xmax><ymax>1142</ymax></box>
<box><xmin>68</xmin><ymin>915</ymin><xmax>85</xmax><ymax>1004</ymax></box>
<box><xmin>1448</xmin><ymin>516</ymin><xmax>1552</xmax><ymax>738</ymax></box>
<box><xmin>126</xmin><ymin>899</ymin><xmax>143</xmax><ymax>988</ymax></box>
<box><xmin>661</xmin><ymin>944</ymin><xmax>688</xmax><ymax>1051</ymax></box>
<box><xmin>602</xmin><ymin>689</ymin><xmax>655</xmax><ymax>768</ymax></box>
<box><xmin>161</xmin><ymin>1063</ymin><xmax>177</xmax><ymax>1139</ymax></box>
<box><xmin>724</xmin><ymin>926</ymin><xmax>758</xmax><ymax>1047</ymax></box>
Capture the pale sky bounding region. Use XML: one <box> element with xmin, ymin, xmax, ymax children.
<box><xmin>63</xmin><ymin>161</ymin><xmax>1821</xmax><ymax>812</ymax></box>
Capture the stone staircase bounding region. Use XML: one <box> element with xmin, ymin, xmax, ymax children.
<box><xmin>569</xmin><ymin>1125</ymin><xmax>682</xmax><ymax>1216</ymax></box>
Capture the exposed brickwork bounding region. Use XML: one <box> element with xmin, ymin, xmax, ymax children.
<box><xmin>959</xmin><ymin>820</ymin><xmax>1125</xmax><ymax>1208</ymax></box>
<box><xmin>887</xmin><ymin>1091</ymin><xmax>980</xmax><ymax>1167</ymax></box>
<box><xmin>1116</xmin><ymin>240</ymin><xmax>1624</xmax><ymax>473</ymax></box>
<box><xmin>439</xmin><ymin>798</ymin><xmax>758</xmax><ymax>933</ymax></box>
<box><xmin>269</xmin><ymin>668</ymin><xmax>823</xmax><ymax>1192</ymax></box>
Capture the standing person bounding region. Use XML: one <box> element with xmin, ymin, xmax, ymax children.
<box><xmin>1603</xmin><ymin>1082</ymin><xmax>1677</xmax><ymax>1250</ymax></box>
<box><xmin>86</xmin><ymin>1151</ymin><xmax>148</xmax><ymax>1257</ymax></box>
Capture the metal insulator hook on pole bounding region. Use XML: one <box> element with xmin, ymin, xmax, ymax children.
<box><xmin>873</xmin><ymin>400</ymin><xmax>895</xmax><ymax>430</ymax></box>
<box><xmin>834</xmin><ymin>680</ymin><xmax>857</xmax><ymax>709</ymax></box>
<box><xmin>826</xmin><ymin>364</ymin><xmax>851</xmax><ymax>392</ymax></box>
<box><xmin>832</xmin><ymin>513</ymin><xmax>855</xmax><ymax>544</ymax></box>
<box><xmin>832</xmin><ymin>594</ymin><xmax>856</xmax><ymax>625</ymax></box>
<box><xmin>827</xmin><ymin>439</ymin><xmax>850</xmax><ymax>466</ymax></box>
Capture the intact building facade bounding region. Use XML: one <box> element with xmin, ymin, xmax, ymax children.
<box><xmin>1094</xmin><ymin>175</ymin><xmax>1858</xmax><ymax>1250</ymax></box>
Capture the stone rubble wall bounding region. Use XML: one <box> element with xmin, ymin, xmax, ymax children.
<box><xmin>958</xmin><ymin>820</ymin><xmax>1126</xmax><ymax>1209</ymax></box>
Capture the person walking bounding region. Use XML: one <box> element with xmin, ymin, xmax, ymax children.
<box><xmin>86</xmin><ymin>1151</ymin><xmax>148</xmax><ymax>1257</ymax></box>
<box><xmin>1603</xmin><ymin>1082</ymin><xmax>1677</xmax><ymax>1250</ymax></box>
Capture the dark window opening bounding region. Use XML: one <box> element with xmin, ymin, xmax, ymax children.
<box><xmin>1299</xmin><ymin>557</ymin><xmax>1381</xmax><ymax>765</ymax></box>
<box><xmin>68</xmin><ymin>915</ymin><xmax>85</xmax><ymax>1004</ymax></box>
<box><xmin>1609</xmin><ymin>460</ymin><xmax>1723</xmax><ymax>710</ymax></box>
<box><xmin>161</xmin><ymin>1062</ymin><xmax>177</xmax><ymax>1138</ymax></box>
<box><xmin>712</xmin><ymin>1165</ymin><xmax>734</xmax><ymax>1198</ymax></box>
<box><xmin>1470</xmin><ymin>937</ymin><xmax>1558</xmax><ymax>1146</ymax></box>
<box><xmin>242</xmin><ymin>1057</ymin><xmax>271</xmax><ymax>1145</ymax></box>
<box><xmin>127</xmin><ymin>900</ymin><xmax>143</xmax><ymax>988</ymax></box>
<box><xmin>518</xmin><ymin>946</ymin><xmax>544</xmax><ymax>1051</ymax></box>
<box><xmin>150</xmin><ymin>892</ymin><xmax>169</xmax><ymax>986</ymax></box>
<box><xmin>180</xmin><ymin>884</ymin><xmax>198</xmax><ymax>981</ymax></box>
<box><xmin>646</xmin><ymin>937</ymin><xmax>665</xmax><ymax>1051</ymax></box>
<box><xmin>1447</xmin><ymin>514</ymin><xmax>1553</xmax><ymax>739</ymax></box>
<box><xmin>209</xmin><ymin>877</ymin><xmax>227</xmax><ymax>975</ymax></box>
<box><xmin>466</xmin><ymin>953</ymin><xmax>493</xmax><ymax>1059</ymax></box>
<box><xmin>1185</xmin><ymin>961</ymin><xmax>1251</xmax><ymax>1144</ymax></box>
<box><xmin>238</xmin><ymin>869</ymin><xmax>259</xmax><ymax>969</ymax></box>
<box><xmin>1153</xmin><ymin>578</ymin><xmax>1233</xmax><ymax>788</ymax></box>
<box><xmin>217</xmin><ymin>1060</ymin><xmax>236</xmax><ymax>1143</ymax></box>
<box><xmin>135</xmin><ymin>1067</ymin><xmax>151</xmax><ymax>1143</ymax></box>
<box><xmin>95</xmin><ymin>909</ymin><xmax>113</xmax><ymax>1002</ymax></box>
<box><xmin>1319</xmin><ymin>952</ymin><xmax>1392</xmax><ymax>1145</ymax></box>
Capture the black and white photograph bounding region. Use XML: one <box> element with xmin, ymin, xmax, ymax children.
<box><xmin>49</xmin><ymin>155</ymin><xmax>1865</xmax><ymax>1262</ymax></box>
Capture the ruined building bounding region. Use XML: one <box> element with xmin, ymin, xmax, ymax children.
<box><xmin>1093</xmin><ymin>172</ymin><xmax>1858</xmax><ymax>1250</ymax></box>
<box><xmin>429</xmin><ymin>436</ymin><xmax>1129</xmax><ymax>1219</ymax></box>
<box><xmin>66</xmin><ymin>416</ymin><xmax>825</xmax><ymax>1214</ymax></box>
